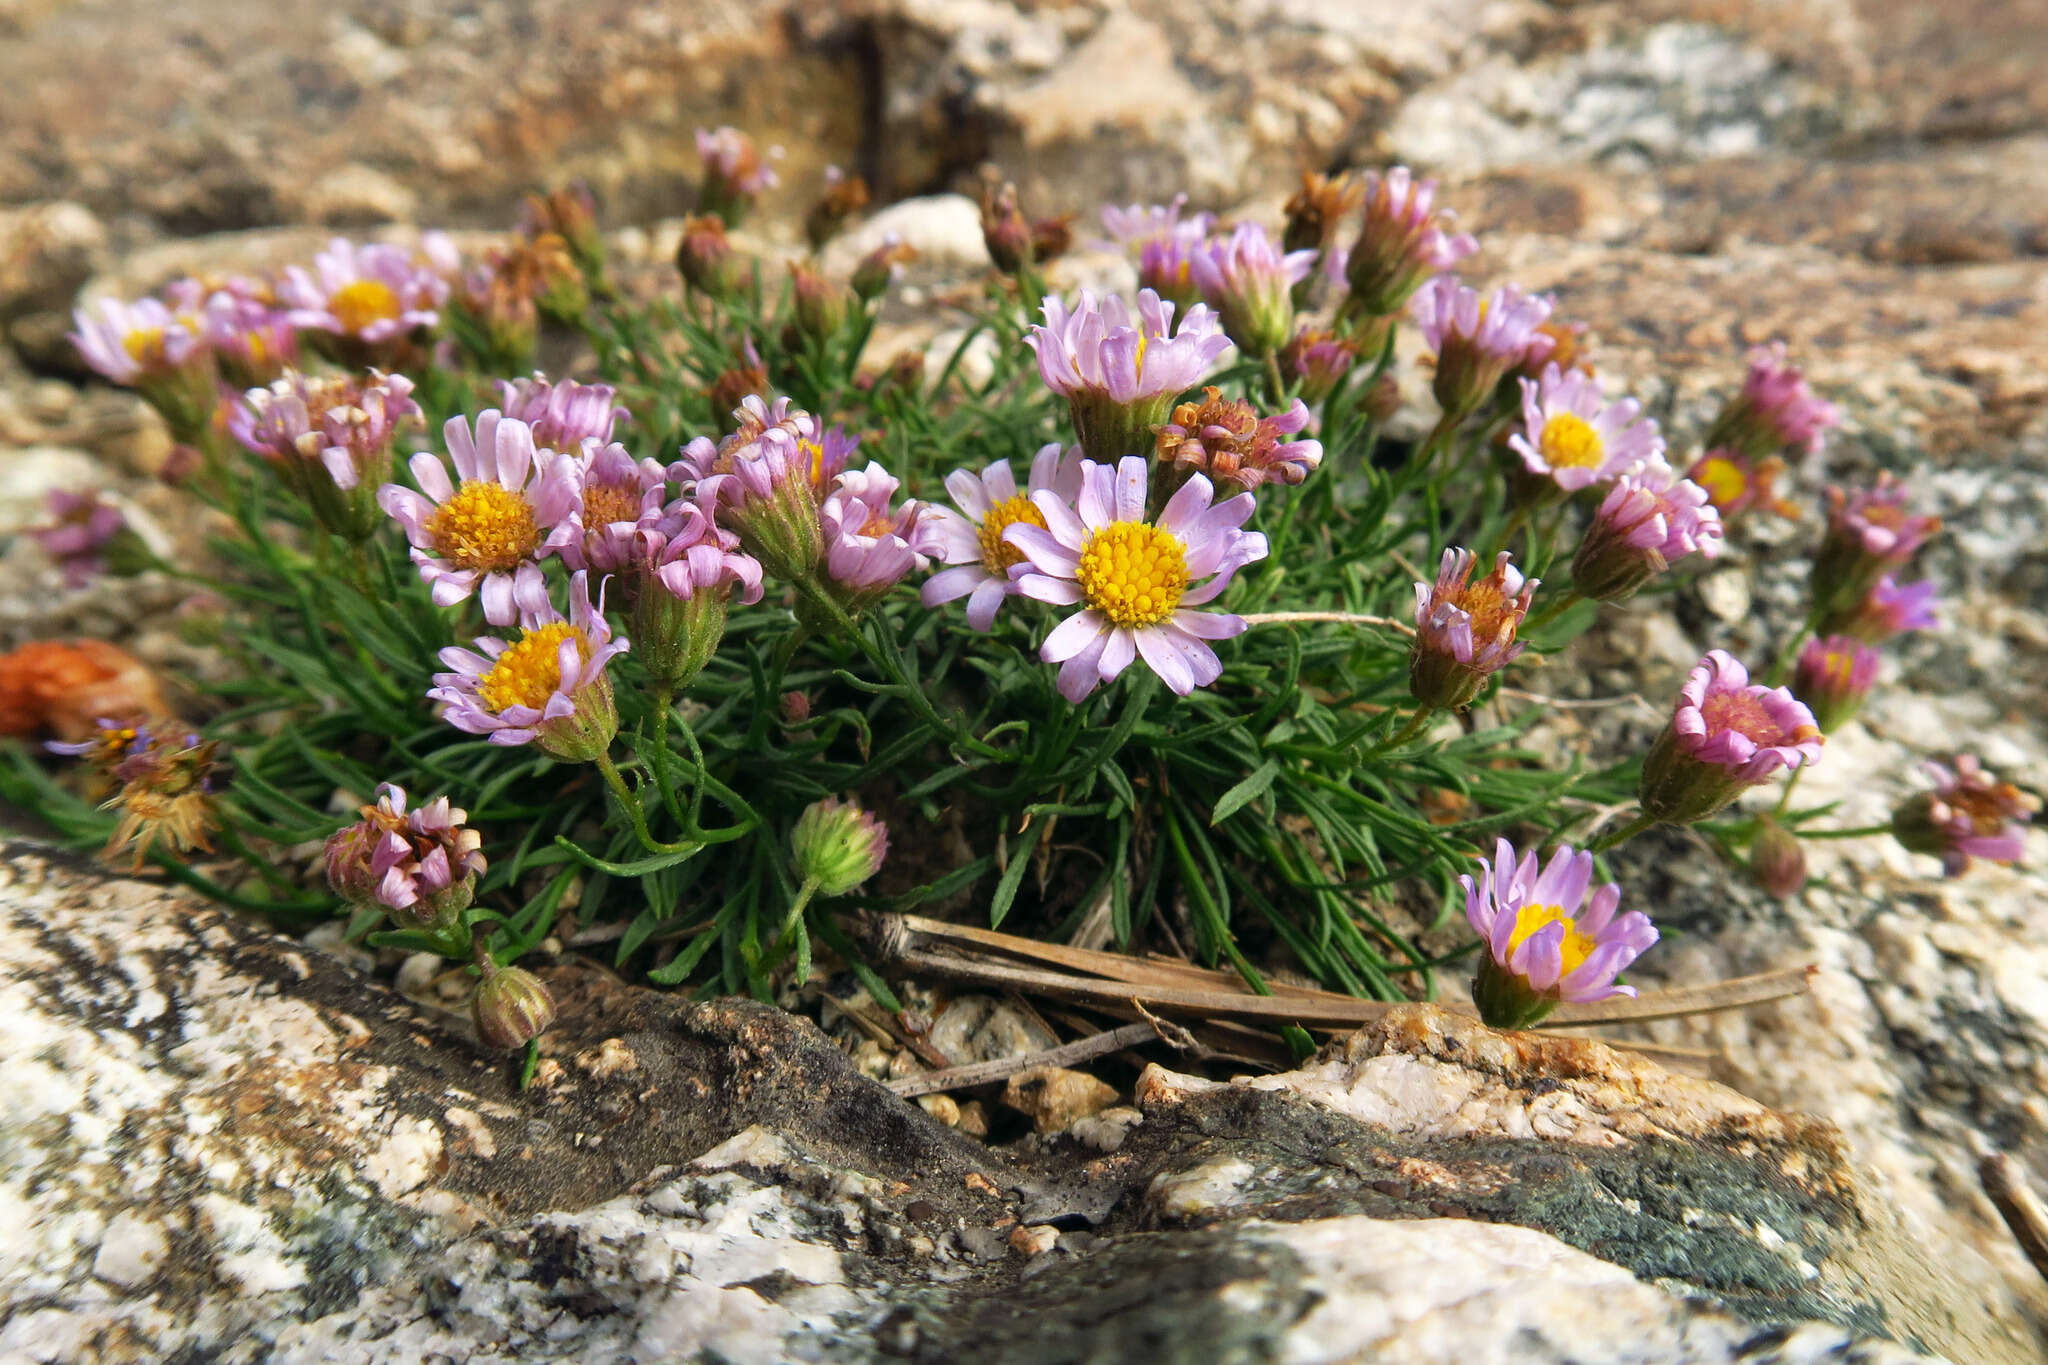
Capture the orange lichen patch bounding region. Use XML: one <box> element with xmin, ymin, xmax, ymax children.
<box><xmin>0</xmin><ymin>639</ymin><xmax>171</xmax><ymax>741</ymax></box>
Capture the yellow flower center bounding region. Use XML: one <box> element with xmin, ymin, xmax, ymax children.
<box><xmin>1076</xmin><ymin>520</ymin><xmax>1187</xmax><ymax>629</ymax></box>
<box><xmin>1538</xmin><ymin>412</ymin><xmax>1603</xmax><ymax>469</ymax></box>
<box><xmin>1693</xmin><ymin>455</ymin><xmax>1746</xmax><ymax>509</ymax></box>
<box><xmin>123</xmin><ymin>327</ymin><xmax>166</xmax><ymax>366</ymax></box>
<box><xmin>1506</xmin><ymin>903</ymin><xmax>1596</xmax><ymax>978</ymax></box>
<box><xmin>581</xmin><ymin>483</ymin><xmax>640</xmax><ymax>529</ymax></box>
<box><xmin>801</xmin><ymin>438</ymin><xmax>828</xmax><ymax>490</ymax></box>
<box><xmin>1816</xmin><ymin>647</ymin><xmax>1860</xmax><ymax>690</ymax></box>
<box><xmin>331</xmin><ymin>279</ymin><xmax>403</xmax><ymax>335</ymax></box>
<box><xmin>477</xmin><ymin>622</ymin><xmax>583</xmax><ymax>714</ymax></box>
<box><xmin>978</xmin><ymin>495</ymin><xmax>1048</xmax><ymax>574</ymax></box>
<box><xmin>426</xmin><ymin>480</ymin><xmax>539</xmax><ymax>572</ymax></box>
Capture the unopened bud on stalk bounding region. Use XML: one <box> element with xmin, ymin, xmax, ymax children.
<box><xmin>790</xmin><ymin>797</ymin><xmax>889</xmax><ymax>897</ymax></box>
<box><xmin>676</xmin><ymin>216</ymin><xmax>743</xmax><ymax>299</ymax></box>
<box><xmin>1748</xmin><ymin>817</ymin><xmax>1807</xmax><ymax>899</ymax></box>
<box><xmin>471</xmin><ymin>960</ymin><xmax>557</xmax><ymax>1050</ymax></box>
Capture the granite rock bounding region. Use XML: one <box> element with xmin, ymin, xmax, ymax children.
<box><xmin>0</xmin><ymin>845</ymin><xmax>2024</xmax><ymax>1362</ymax></box>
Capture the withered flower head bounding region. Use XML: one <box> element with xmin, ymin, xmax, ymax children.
<box><xmin>1153</xmin><ymin>388</ymin><xmax>1323</xmax><ymax>492</ymax></box>
<box><xmin>519</xmin><ymin>184</ymin><xmax>604</xmax><ymax>277</ymax></box>
<box><xmin>1283</xmin><ymin>169</ymin><xmax>1365</xmax><ymax>256</ymax></box>
<box><xmin>805</xmin><ymin>166</ymin><xmax>872</xmax><ymax>250</ymax></box>
<box><xmin>93</xmin><ymin>727</ymin><xmax>226</xmax><ymax>871</ymax></box>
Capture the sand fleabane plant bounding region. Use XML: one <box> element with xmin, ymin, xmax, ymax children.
<box><xmin>1633</xmin><ymin>650</ymin><xmax>1823</xmax><ymax>828</ymax></box>
<box><xmin>1025</xmin><ymin>289</ymin><xmax>1234</xmax><ymax>465</ymax></box>
<box><xmin>1506</xmin><ymin>364</ymin><xmax>1662</xmax><ymax>506</ymax></box>
<box><xmin>280</xmin><ymin>236</ymin><xmax>450</xmax><ymax>364</ymax></box>
<box><xmin>674</xmin><ymin>394</ymin><xmax>828</xmax><ymax>583</ymax></box>
<box><xmin>1410</xmin><ymin>277</ymin><xmax>1553</xmax><ymax>428</ymax></box>
<box><xmin>1462</xmin><ymin>838</ymin><xmax>1658</xmax><ymax>1029</ymax></box>
<box><xmin>1409</xmin><ymin>549</ymin><xmax>1537</xmax><ymax>713</ymax></box>
<box><xmin>1006</xmin><ymin>455</ymin><xmax>1267</xmax><ymax>701</ymax></box>
<box><xmin>380</xmin><ymin>411</ymin><xmax>578</xmax><ymax>623</ymax></box>
<box><xmin>921</xmin><ymin>444</ymin><xmax>1081</xmax><ymax>631</ymax></box>
<box><xmin>430</xmin><ymin>566</ymin><xmax>627</xmax><ymax>762</ymax></box>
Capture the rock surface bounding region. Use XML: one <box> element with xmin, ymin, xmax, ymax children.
<box><xmin>0</xmin><ymin>843</ymin><xmax>2027</xmax><ymax>1362</ymax></box>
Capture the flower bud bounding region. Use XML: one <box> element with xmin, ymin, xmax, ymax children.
<box><xmin>789</xmin><ymin>261</ymin><xmax>851</xmax><ymax>343</ymax></box>
<box><xmin>471</xmin><ymin>962</ymin><xmax>557</xmax><ymax>1049</ymax></box>
<box><xmin>695</xmin><ymin>126</ymin><xmax>779</xmax><ymax>226</ymax></box>
<box><xmin>1748</xmin><ymin>818</ymin><xmax>1807</xmax><ymax>898</ymax></box>
<box><xmin>851</xmin><ymin>237</ymin><xmax>916</xmax><ymax>302</ymax></box>
<box><xmin>676</xmin><ymin>215</ymin><xmax>743</xmax><ymax>298</ymax></box>
<box><xmin>1279</xmin><ymin>327</ymin><xmax>1361</xmax><ymax>408</ymax></box>
<box><xmin>791</xmin><ymin>796</ymin><xmax>889</xmax><ymax>897</ymax></box>
<box><xmin>980</xmin><ymin>182</ymin><xmax>1034</xmax><ymax>276</ymax></box>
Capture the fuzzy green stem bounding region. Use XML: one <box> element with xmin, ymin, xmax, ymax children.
<box><xmin>595</xmin><ymin>750</ymin><xmax>697</xmax><ymax>856</ymax></box>
<box><xmin>1765</xmin><ymin>612</ymin><xmax>1821</xmax><ymax>687</ymax></box>
<box><xmin>1772</xmin><ymin>765</ymin><xmax>1806</xmax><ymax>817</ymax></box>
<box><xmin>1796</xmin><ymin>823</ymin><xmax>1897</xmax><ymax>841</ymax></box>
<box><xmin>1587</xmin><ymin>809</ymin><xmax>1661</xmax><ymax>854</ymax></box>
<box><xmin>1372</xmin><ymin>706</ymin><xmax>1437</xmax><ymax>755</ymax></box>
<box><xmin>1263</xmin><ymin>350</ymin><xmax>1289</xmax><ymax>408</ymax></box>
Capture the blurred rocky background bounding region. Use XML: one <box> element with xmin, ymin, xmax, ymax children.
<box><xmin>4</xmin><ymin>1</ymin><xmax>2048</xmax><ymax>1362</ymax></box>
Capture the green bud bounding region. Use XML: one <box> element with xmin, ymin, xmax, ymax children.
<box><xmin>471</xmin><ymin>963</ymin><xmax>557</xmax><ymax>1050</ymax></box>
<box><xmin>790</xmin><ymin>797</ymin><xmax>889</xmax><ymax>897</ymax></box>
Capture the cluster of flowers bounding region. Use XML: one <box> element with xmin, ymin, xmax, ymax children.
<box><xmin>43</xmin><ymin>130</ymin><xmax>2035</xmax><ymax>1051</ymax></box>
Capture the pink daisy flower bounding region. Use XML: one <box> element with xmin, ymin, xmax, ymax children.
<box><xmin>1025</xmin><ymin>289</ymin><xmax>1235</xmax><ymax>464</ymax></box>
<box><xmin>1006</xmin><ymin>455</ymin><xmax>1268</xmax><ymax>702</ymax></box>
<box><xmin>1640</xmin><ymin>650</ymin><xmax>1823</xmax><ymax>823</ymax></box>
<box><xmin>546</xmin><ymin>440</ymin><xmax>673</xmax><ymax>574</ymax></box>
<box><xmin>820</xmin><ymin>465</ymin><xmax>928</xmax><ymax>610</ymax></box>
<box><xmin>1508</xmin><ymin>364</ymin><xmax>1663</xmax><ymax>495</ymax></box>
<box><xmin>377</xmin><ymin>411</ymin><xmax>579</xmax><ymax>624</ymax></box>
<box><xmin>921</xmin><ymin>444</ymin><xmax>1084</xmax><ymax>631</ymax></box>
<box><xmin>1570</xmin><ymin>459</ymin><xmax>1724</xmax><ymax>602</ymax></box>
<box><xmin>429</xmin><ymin>566</ymin><xmax>627</xmax><ymax>761</ymax></box>
<box><xmin>1410</xmin><ymin>277</ymin><xmax>1554</xmax><ymax>421</ymax></box>
<box><xmin>497</xmin><ymin>373</ymin><xmax>630</xmax><ymax>452</ymax></box>
<box><xmin>1705</xmin><ymin>342</ymin><xmax>1841</xmax><ymax>461</ymax></box>
<box><xmin>1187</xmin><ymin>222</ymin><xmax>1318</xmax><ymax>356</ymax></box>
<box><xmin>1462</xmin><ymin>837</ymin><xmax>1658</xmax><ymax>1028</ymax></box>
<box><xmin>279</xmin><ymin>237</ymin><xmax>448</xmax><ymax>344</ymax></box>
